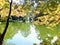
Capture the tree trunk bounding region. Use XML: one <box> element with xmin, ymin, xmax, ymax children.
<box><xmin>0</xmin><ymin>0</ymin><xmax>12</xmax><ymax>45</ymax></box>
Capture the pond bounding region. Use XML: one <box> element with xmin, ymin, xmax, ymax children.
<box><xmin>0</xmin><ymin>22</ymin><xmax>60</xmax><ymax>45</ymax></box>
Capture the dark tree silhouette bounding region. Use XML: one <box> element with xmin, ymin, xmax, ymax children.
<box><xmin>0</xmin><ymin>0</ymin><xmax>12</xmax><ymax>45</ymax></box>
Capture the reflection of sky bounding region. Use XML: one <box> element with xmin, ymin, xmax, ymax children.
<box><xmin>6</xmin><ymin>25</ymin><xmax>41</xmax><ymax>45</ymax></box>
<box><xmin>51</xmin><ymin>36</ymin><xmax>58</xmax><ymax>43</ymax></box>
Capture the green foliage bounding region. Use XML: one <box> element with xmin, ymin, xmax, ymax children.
<box><xmin>35</xmin><ymin>24</ymin><xmax>60</xmax><ymax>39</ymax></box>
<box><xmin>0</xmin><ymin>22</ymin><xmax>30</xmax><ymax>40</ymax></box>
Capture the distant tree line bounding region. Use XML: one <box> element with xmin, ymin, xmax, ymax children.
<box><xmin>0</xmin><ymin>12</ymin><xmax>49</xmax><ymax>22</ymax></box>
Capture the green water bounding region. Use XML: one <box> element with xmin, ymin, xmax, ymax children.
<box><xmin>0</xmin><ymin>22</ymin><xmax>60</xmax><ymax>45</ymax></box>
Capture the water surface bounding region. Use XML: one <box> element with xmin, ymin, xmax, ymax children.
<box><xmin>0</xmin><ymin>22</ymin><xmax>60</xmax><ymax>45</ymax></box>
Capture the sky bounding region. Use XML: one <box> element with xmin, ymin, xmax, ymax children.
<box><xmin>9</xmin><ymin>0</ymin><xmax>38</xmax><ymax>8</ymax></box>
<box><xmin>9</xmin><ymin>0</ymin><xmax>25</xmax><ymax>5</ymax></box>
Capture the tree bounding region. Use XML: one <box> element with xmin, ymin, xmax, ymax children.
<box><xmin>0</xmin><ymin>0</ymin><xmax>12</xmax><ymax>45</ymax></box>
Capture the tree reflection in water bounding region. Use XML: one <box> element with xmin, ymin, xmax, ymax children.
<box><xmin>33</xmin><ymin>36</ymin><xmax>60</xmax><ymax>45</ymax></box>
<box><xmin>34</xmin><ymin>24</ymin><xmax>60</xmax><ymax>45</ymax></box>
<box><xmin>0</xmin><ymin>22</ymin><xmax>60</xmax><ymax>45</ymax></box>
<box><xmin>5</xmin><ymin>24</ymin><xmax>40</xmax><ymax>45</ymax></box>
